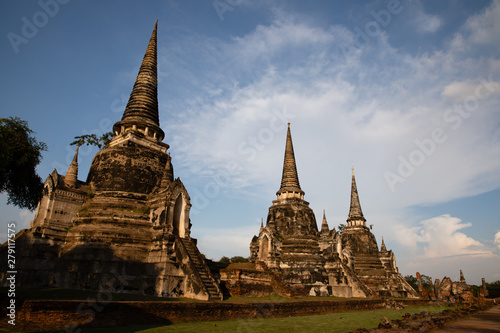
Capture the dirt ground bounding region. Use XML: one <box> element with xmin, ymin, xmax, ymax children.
<box><xmin>433</xmin><ymin>304</ymin><xmax>500</xmax><ymax>333</ymax></box>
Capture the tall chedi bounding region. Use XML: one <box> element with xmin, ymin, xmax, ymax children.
<box><xmin>340</xmin><ymin>169</ymin><xmax>419</xmax><ymax>298</ymax></box>
<box><xmin>250</xmin><ymin>123</ymin><xmax>323</xmax><ymax>291</ymax></box>
<box><xmin>341</xmin><ymin>168</ymin><xmax>379</xmax><ymax>254</ymax></box>
<box><xmin>87</xmin><ymin>20</ymin><xmax>170</xmax><ymax>195</ymax></box>
<box><xmin>1</xmin><ymin>21</ymin><xmax>222</xmax><ymax>301</ymax></box>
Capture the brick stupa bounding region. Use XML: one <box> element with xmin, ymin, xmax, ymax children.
<box><xmin>0</xmin><ymin>21</ymin><xmax>222</xmax><ymax>300</ymax></box>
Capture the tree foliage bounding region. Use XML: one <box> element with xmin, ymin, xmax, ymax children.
<box><xmin>218</xmin><ymin>256</ymin><xmax>249</xmax><ymax>263</ymax></box>
<box><xmin>419</xmin><ymin>274</ymin><xmax>433</xmax><ymax>292</ymax></box>
<box><xmin>404</xmin><ymin>275</ymin><xmax>418</xmax><ymax>291</ymax></box>
<box><xmin>0</xmin><ymin>117</ymin><xmax>47</xmax><ymax>210</ymax></box>
<box><xmin>338</xmin><ymin>223</ymin><xmax>346</xmax><ymax>234</ymax></box>
<box><xmin>70</xmin><ymin>132</ymin><xmax>115</xmax><ymax>149</ymax></box>
<box><xmin>486</xmin><ymin>280</ymin><xmax>500</xmax><ymax>298</ymax></box>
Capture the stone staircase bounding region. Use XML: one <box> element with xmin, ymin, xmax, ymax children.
<box><xmin>352</xmin><ymin>255</ymin><xmax>387</xmax><ymax>277</ymax></box>
<box><xmin>179</xmin><ymin>237</ymin><xmax>223</xmax><ymax>300</ymax></box>
<box><xmin>340</xmin><ymin>261</ymin><xmax>373</xmax><ymax>297</ymax></box>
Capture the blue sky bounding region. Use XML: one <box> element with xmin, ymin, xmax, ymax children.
<box><xmin>1</xmin><ymin>0</ymin><xmax>500</xmax><ymax>284</ymax></box>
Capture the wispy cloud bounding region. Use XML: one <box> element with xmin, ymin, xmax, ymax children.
<box><xmin>409</xmin><ymin>2</ymin><xmax>442</xmax><ymax>33</ymax></box>
<box><xmin>159</xmin><ymin>2</ymin><xmax>500</xmax><ymax>214</ymax></box>
<box><xmin>122</xmin><ymin>2</ymin><xmax>500</xmax><ymax>281</ymax></box>
<box><xmin>495</xmin><ymin>231</ymin><xmax>500</xmax><ymax>251</ymax></box>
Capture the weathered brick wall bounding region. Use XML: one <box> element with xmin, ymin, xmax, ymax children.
<box><xmin>0</xmin><ymin>298</ymin><xmax>429</xmax><ymax>331</ymax></box>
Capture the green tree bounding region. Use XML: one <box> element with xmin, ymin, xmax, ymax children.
<box><xmin>404</xmin><ymin>274</ymin><xmax>418</xmax><ymax>291</ymax></box>
<box><xmin>230</xmin><ymin>256</ymin><xmax>249</xmax><ymax>263</ymax></box>
<box><xmin>338</xmin><ymin>223</ymin><xmax>346</xmax><ymax>234</ymax></box>
<box><xmin>219</xmin><ymin>256</ymin><xmax>230</xmax><ymax>264</ymax></box>
<box><xmin>420</xmin><ymin>274</ymin><xmax>433</xmax><ymax>292</ymax></box>
<box><xmin>70</xmin><ymin>132</ymin><xmax>115</xmax><ymax>149</ymax></box>
<box><xmin>0</xmin><ymin>117</ymin><xmax>47</xmax><ymax>210</ymax></box>
<box><xmin>487</xmin><ymin>280</ymin><xmax>500</xmax><ymax>298</ymax></box>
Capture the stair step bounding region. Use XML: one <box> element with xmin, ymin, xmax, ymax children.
<box><xmin>180</xmin><ymin>237</ymin><xmax>222</xmax><ymax>300</ymax></box>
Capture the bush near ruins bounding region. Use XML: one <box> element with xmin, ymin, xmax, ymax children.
<box><xmin>71</xmin><ymin>132</ymin><xmax>115</xmax><ymax>149</ymax></box>
<box><xmin>486</xmin><ymin>280</ymin><xmax>500</xmax><ymax>298</ymax></box>
<box><xmin>219</xmin><ymin>256</ymin><xmax>249</xmax><ymax>263</ymax></box>
<box><xmin>404</xmin><ymin>274</ymin><xmax>433</xmax><ymax>293</ymax></box>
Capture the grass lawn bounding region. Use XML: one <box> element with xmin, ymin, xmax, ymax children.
<box><xmin>3</xmin><ymin>287</ymin><xmax>451</xmax><ymax>333</ymax></box>
<box><xmin>32</xmin><ymin>304</ymin><xmax>450</xmax><ymax>333</ymax></box>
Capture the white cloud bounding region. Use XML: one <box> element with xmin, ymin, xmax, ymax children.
<box><xmin>19</xmin><ymin>210</ymin><xmax>35</xmax><ymax>230</ymax></box>
<box><xmin>414</xmin><ymin>215</ymin><xmax>484</xmax><ymax>258</ymax></box>
<box><xmin>441</xmin><ymin>79</ymin><xmax>500</xmax><ymax>103</ymax></box>
<box><xmin>154</xmin><ymin>3</ymin><xmax>500</xmax><ymax>228</ymax></box>
<box><xmin>138</xmin><ymin>3</ymin><xmax>500</xmax><ymax>281</ymax></box>
<box><xmin>462</xmin><ymin>1</ymin><xmax>500</xmax><ymax>47</ymax></box>
<box><xmin>192</xmin><ymin>225</ymin><xmax>258</xmax><ymax>260</ymax></box>
<box><xmin>413</xmin><ymin>12</ymin><xmax>441</xmax><ymax>33</ymax></box>
<box><xmin>393</xmin><ymin>215</ymin><xmax>500</xmax><ymax>283</ymax></box>
<box><xmin>495</xmin><ymin>231</ymin><xmax>500</xmax><ymax>250</ymax></box>
<box><xmin>400</xmin><ymin>1</ymin><xmax>442</xmax><ymax>34</ymax></box>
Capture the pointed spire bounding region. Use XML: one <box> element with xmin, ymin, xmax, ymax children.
<box><xmin>347</xmin><ymin>168</ymin><xmax>366</xmax><ymax>227</ymax></box>
<box><xmin>460</xmin><ymin>269</ymin><xmax>466</xmax><ymax>283</ymax></box>
<box><xmin>113</xmin><ymin>20</ymin><xmax>165</xmax><ymax>141</ymax></box>
<box><xmin>260</xmin><ymin>218</ymin><xmax>264</xmax><ymax>231</ymax></box>
<box><xmin>65</xmin><ymin>146</ymin><xmax>79</xmax><ymax>187</ymax></box>
<box><xmin>276</xmin><ymin>123</ymin><xmax>304</xmax><ymax>199</ymax></box>
<box><xmin>381</xmin><ymin>237</ymin><xmax>387</xmax><ymax>252</ymax></box>
<box><xmin>321</xmin><ymin>210</ymin><xmax>329</xmax><ymax>233</ymax></box>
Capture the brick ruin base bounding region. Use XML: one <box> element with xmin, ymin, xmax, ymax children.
<box><xmin>1</xmin><ymin>298</ymin><xmax>430</xmax><ymax>331</ymax></box>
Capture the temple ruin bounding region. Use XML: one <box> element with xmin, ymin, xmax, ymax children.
<box><xmin>223</xmin><ymin>125</ymin><xmax>418</xmax><ymax>298</ymax></box>
<box><xmin>0</xmin><ymin>21</ymin><xmax>222</xmax><ymax>301</ymax></box>
<box><xmin>2</xmin><ymin>21</ymin><xmax>420</xmax><ymax>301</ymax></box>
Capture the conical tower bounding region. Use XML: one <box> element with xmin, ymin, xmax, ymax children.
<box><xmin>380</xmin><ymin>237</ymin><xmax>387</xmax><ymax>252</ymax></box>
<box><xmin>346</xmin><ymin>168</ymin><xmax>366</xmax><ymax>228</ymax></box>
<box><xmin>276</xmin><ymin>123</ymin><xmax>304</xmax><ymax>201</ymax></box>
<box><xmin>112</xmin><ymin>20</ymin><xmax>165</xmax><ymax>143</ymax></box>
<box><xmin>87</xmin><ymin>20</ymin><xmax>170</xmax><ymax>194</ymax></box>
<box><xmin>320</xmin><ymin>210</ymin><xmax>330</xmax><ymax>235</ymax></box>
<box><xmin>64</xmin><ymin>146</ymin><xmax>79</xmax><ymax>187</ymax></box>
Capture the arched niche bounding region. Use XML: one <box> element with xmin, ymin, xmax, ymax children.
<box><xmin>259</xmin><ymin>235</ymin><xmax>270</xmax><ymax>260</ymax></box>
<box><xmin>173</xmin><ymin>194</ymin><xmax>187</xmax><ymax>238</ymax></box>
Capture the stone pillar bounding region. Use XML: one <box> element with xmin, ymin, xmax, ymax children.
<box><xmin>416</xmin><ymin>272</ymin><xmax>424</xmax><ymax>296</ymax></box>
<box><xmin>482</xmin><ymin>278</ymin><xmax>489</xmax><ymax>297</ymax></box>
<box><xmin>434</xmin><ymin>279</ymin><xmax>441</xmax><ymax>300</ymax></box>
<box><xmin>429</xmin><ymin>277</ymin><xmax>436</xmax><ymax>300</ymax></box>
<box><xmin>460</xmin><ymin>269</ymin><xmax>465</xmax><ymax>283</ymax></box>
<box><xmin>416</xmin><ymin>272</ymin><xmax>430</xmax><ymax>300</ymax></box>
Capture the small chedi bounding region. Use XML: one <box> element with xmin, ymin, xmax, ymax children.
<box><xmin>0</xmin><ymin>21</ymin><xmax>222</xmax><ymax>300</ymax></box>
<box><xmin>221</xmin><ymin>125</ymin><xmax>418</xmax><ymax>298</ymax></box>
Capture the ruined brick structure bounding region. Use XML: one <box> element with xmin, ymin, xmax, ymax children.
<box><xmin>2</xmin><ymin>21</ymin><xmax>420</xmax><ymax>301</ymax></box>
<box><xmin>0</xmin><ymin>21</ymin><xmax>222</xmax><ymax>301</ymax></box>
<box><xmin>417</xmin><ymin>270</ymin><xmax>479</xmax><ymax>303</ymax></box>
<box><xmin>241</xmin><ymin>125</ymin><xmax>418</xmax><ymax>298</ymax></box>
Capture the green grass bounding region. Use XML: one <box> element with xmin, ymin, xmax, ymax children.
<box><xmin>2</xmin><ymin>287</ymin><xmax>452</xmax><ymax>333</ymax></box>
<box><xmin>139</xmin><ymin>305</ymin><xmax>450</xmax><ymax>333</ymax></box>
<box><xmin>32</xmin><ymin>304</ymin><xmax>449</xmax><ymax>333</ymax></box>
